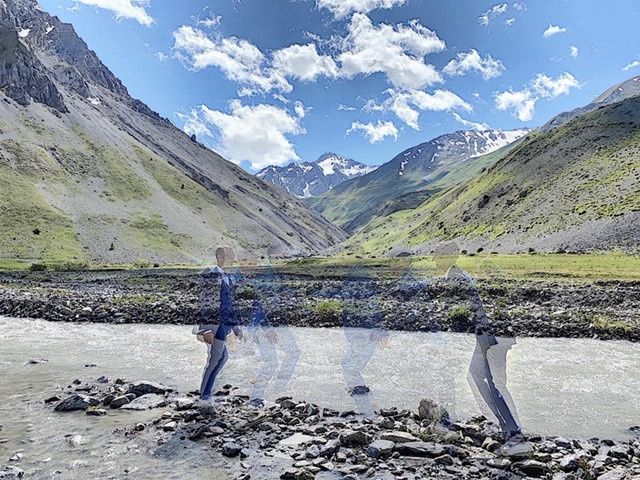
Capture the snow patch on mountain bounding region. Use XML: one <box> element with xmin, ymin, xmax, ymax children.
<box><xmin>257</xmin><ymin>153</ymin><xmax>376</xmax><ymax>197</ymax></box>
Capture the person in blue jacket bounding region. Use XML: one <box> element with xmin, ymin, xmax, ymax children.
<box><xmin>193</xmin><ymin>246</ymin><xmax>243</xmax><ymax>402</ymax></box>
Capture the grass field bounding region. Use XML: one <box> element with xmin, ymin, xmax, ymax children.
<box><xmin>279</xmin><ymin>253</ymin><xmax>640</xmax><ymax>281</ymax></box>
<box><xmin>1</xmin><ymin>253</ymin><xmax>638</xmax><ymax>282</ymax></box>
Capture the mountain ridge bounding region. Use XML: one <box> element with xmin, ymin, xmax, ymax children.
<box><xmin>256</xmin><ymin>153</ymin><xmax>375</xmax><ymax>198</ymax></box>
<box><xmin>0</xmin><ymin>0</ymin><xmax>346</xmax><ymax>267</ymax></box>
<box><xmin>311</xmin><ymin>128</ymin><xmax>531</xmax><ymax>232</ymax></box>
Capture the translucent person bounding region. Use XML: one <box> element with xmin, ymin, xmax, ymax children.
<box><xmin>433</xmin><ymin>242</ymin><xmax>522</xmax><ymax>441</ymax></box>
<box><xmin>248</xmin><ymin>256</ymin><xmax>299</xmax><ymax>406</ymax></box>
<box><xmin>340</xmin><ymin>265</ymin><xmax>387</xmax><ymax>417</ymax></box>
<box><xmin>193</xmin><ymin>246</ymin><xmax>244</xmax><ymax>403</ymax></box>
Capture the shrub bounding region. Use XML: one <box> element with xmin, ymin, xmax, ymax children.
<box><xmin>448</xmin><ymin>304</ymin><xmax>473</xmax><ymax>332</ymax></box>
<box><xmin>133</xmin><ymin>259</ymin><xmax>152</xmax><ymax>269</ymax></box>
<box><xmin>29</xmin><ymin>263</ymin><xmax>47</xmax><ymax>272</ymax></box>
<box><xmin>314</xmin><ymin>299</ymin><xmax>342</xmax><ymax>319</ymax></box>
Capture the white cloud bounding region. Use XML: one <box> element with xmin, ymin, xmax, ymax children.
<box><xmin>570</xmin><ymin>45</ymin><xmax>579</xmax><ymax>58</ymax></box>
<box><xmin>531</xmin><ymin>72</ymin><xmax>579</xmax><ymax>97</ymax></box>
<box><xmin>505</xmin><ymin>17</ymin><xmax>515</xmax><ymax>26</ymax></box>
<box><xmin>479</xmin><ymin>3</ymin><xmax>508</xmax><ymax>26</ymax></box>
<box><xmin>495</xmin><ymin>89</ymin><xmax>536</xmax><ymax>121</ymax></box>
<box><xmin>622</xmin><ymin>60</ymin><xmax>640</xmax><ymax>72</ymax></box>
<box><xmin>512</xmin><ymin>1</ymin><xmax>527</xmax><ymax>11</ymax></box>
<box><xmin>294</xmin><ymin>100</ymin><xmax>307</xmax><ymax>118</ymax></box>
<box><xmin>338</xmin><ymin>104</ymin><xmax>356</xmax><ymax>111</ymax></box>
<box><xmin>272</xmin><ymin>43</ymin><xmax>338</xmax><ymax>82</ymax></box>
<box><xmin>367</xmin><ymin>89</ymin><xmax>472</xmax><ymax>130</ymax></box>
<box><xmin>177</xmin><ymin>109</ymin><xmax>212</xmax><ymax>139</ymax></box>
<box><xmin>452</xmin><ymin>112</ymin><xmax>490</xmax><ymax>131</ymax></box>
<box><xmin>443</xmin><ymin>49</ymin><xmax>505</xmax><ymax>80</ymax></box>
<box><xmin>154</xmin><ymin>51</ymin><xmax>168</xmax><ymax>62</ymax></box>
<box><xmin>194</xmin><ymin>100</ymin><xmax>305</xmax><ymax>169</ymax></box>
<box><xmin>197</xmin><ymin>15</ymin><xmax>221</xmax><ymax>28</ymax></box>
<box><xmin>315</xmin><ymin>0</ymin><xmax>406</xmax><ymax>20</ymax></box>
<box><xmin>347</xmin><ymin>120</ymin><xmax>398</xmax><ymax>143</ymax></box>
<box><xmin>76</xmin><ymin>0</ymin><xmax>154</xmax><ymax>25</ymax></box>
<box><xmin>337</xmin><ymin>13</ymin><xmax>446</xmax><ymax>90</ymax></box>
<box><xmin>543</xmin><ymin>24</ymin><xmax>567</xmax><ymax>38</ymax></box>
<box><xmin>172</xmin><ymin>26</ymin><xmax>291</xmax><ymax>94</ymax></box>
<box><xmin>495</xmin><ymin>72</ymin><xmax>579</xmax><ymax>121</ymax></box>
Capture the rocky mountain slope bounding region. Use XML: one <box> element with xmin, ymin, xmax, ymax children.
<box><xmin>343</xmin><ymin>88</ymin><xmax>640</xmax><ymax>256</ymax></box>
<box><xmin>543</xmin><ymin>76</ymin><xmax>640</xmax><ymax>131</ymax></box>
<box><xmin>311</xmin><ymin>129</ymin><xmax>530</xmax><ymax>232</ymax></box>
<box><xmin>0</xmin><ymin>0</ymin><xmax>345</xmax><ymax>267</ymax></box>
<box><xmin>256</xmin><ymin>153</ymin><xmax>375</xmax><ymax>198</ymax></box>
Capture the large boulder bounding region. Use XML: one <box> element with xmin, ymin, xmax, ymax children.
<box><xmin>120</xmin><ymin>394</ymin><xmax>167</xmax><ymax>411</ymax></box>
<box><xmin>54</xmin><ymin>394</ymin><xmax>99</xmax><ymax>412</ymax></box>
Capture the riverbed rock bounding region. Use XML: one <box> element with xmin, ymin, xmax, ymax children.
<box><xmin>110</xmin><ymin>396</ymin><xmax>131</xmax><ymax>409</ymax></box>
<box><xmin>418</xmin><ymin>399</ymin><xmax>450</xmax><ymax>424</ymax></box>
<box><xmin>339</xmin><ymin>430</ymin><xmax>372</xmax><ymax>447</ymax></box>
<box><xmin>366</xmin><ymin>439</ymin><xmax>394</xmax><ymax>459</ymax></box>
<box><xmin>120</xmin><ymin>394</ymin><xmax>167</xmax><ymax>411</ymax></box>
<box><xmin>512</xmin><ymin>459</ymin><xmax>550</xmax><ymax>477</ymax></box>
<box><xmin>174</xmin><ymin>398</ymin><xmax>196</xmax><ymax>411</ymax></box>
<box><xmin>127</xmin><ymin>381</ymin><xmax>172</xmax><ymax>397</ymax></box>
<box><xmin>379</xmin><ymin>431</ymin><xmax>419</xmax><ymax>443</ymax></box>
<box><xmin>0</xmin><ymin>466</ymin><xmax>24</xmax><ymax>479</ymax></box>
<box><xmin>394</xmin><ymin>441</ymin><xmax>446</xmax><ymax>458</ymax></box>
<box><xmin>86</xmin><ymin>408</ymin><xmax>107</xmax><ymax>417</ymax></box>
<box><xmin>597</xmin><ymin>467</ymin><xmax>630</xmax><ymax>480</ymax></box>
<box><xmin>54</xmin><ymin>394</ymin><xmax>99</xmax><ymax>412</ymax></box>
<box><xmin>222</xmin><ymin>442</ymin><xmax>242</xmax><ymax>457</ymax></box>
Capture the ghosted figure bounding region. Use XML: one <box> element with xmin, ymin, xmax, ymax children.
<box><xmin>248</xmin><ymin>255</ymin><xmax>300</xmax><ymax>406</ymax></box>
<box><xmin>434</xmin><ymin>242</ymin><xmax>522</xmax><ymax>440</ymax></box>
<box><xmin>193</xmin><ymin>246</ymin><xmax>244</xmax><ymax>402</ymax></box>
<box><xmin>340</xmin><ymin>266</ymin><xmax>387</xmax><ymax>416</ymax></box>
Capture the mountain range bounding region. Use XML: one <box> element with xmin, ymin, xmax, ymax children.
<box><xmin>256</xmin><ymin>153</ymin><xmax>375</xmax><ymax>198</ymax></box>
<box><xmin>0</xmin><ymin>0</ymin><xmax>345</xmax><ymax>267</ymax></box>
<box><xmin>310</xmin><ymin>129</ymin><xmax>531</xmax><ymax>232</ymax></box>
<box><xmin>341</xmin><ymin>79</ymin><xmax>640</xmax><ymax>256</ymax></box>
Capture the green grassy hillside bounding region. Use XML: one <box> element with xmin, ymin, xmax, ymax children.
<box><xmin>343</xmin><ymin>96</ymin><xmax>640</xmax><ymax>256</ymax></box>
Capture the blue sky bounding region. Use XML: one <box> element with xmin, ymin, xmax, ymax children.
<box><xmin>39</xmin><ymin>0</ymin><xmax>640</xmax><ymax>171</ymax></box>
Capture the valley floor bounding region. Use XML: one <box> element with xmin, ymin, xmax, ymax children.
<box><xmin>0</xmin><ymin>254</ymin><xmax>638</xmax><ymax>341</ymax></box>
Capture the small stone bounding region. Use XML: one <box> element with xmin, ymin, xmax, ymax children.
<box><xmin>487</xmin><ymin>457</ymin><xmax>511</xmax><ymax>468</ymax></box>
<box><xmin>9</xmin><ymin>453</ymin><xmax>23</xmax><ymax>462</ymax></box>
<box><xmin>418</xmin><ymin>399</ymin><xmax>450</xmax><ymax>424</ymax></box>
<box><xmin>394</xmin><ymin>441</ymin><xmax>446</xmax><ymax>458</ymax></box>
<box><xmin>86</xmin><ymin>408</ymin><xmax>107</xmax><ymax>417</ymax></box>
<box><xmin>222</xmin><ymin>442</ymin><xmax>243</xmax><ymax>458</ymax></box>
<box><xmin>0</xmin><ymin>466</ymin><xmax>24</xmax><ymax>479</ymax></box>
<box><xmin>348</xmin><ymin>385</ymin><xmax>370</xmax><ymax>396</ymax></box>
<box><xmin>174</xmin><ymin>398</ymin><xmax>196</xmax><ymax>411</ymax></box>
<box><xmin>162</xmin><ymin>421</ymin><xmax>177</xmax><ymax>432</ymax></box>
<box><xmin>66</xmin><ymin>435</ymin><xmax>87</xmax><ymax>447</ymax></box>
<box><xmin>135</xmin><ymin>423</ymin><xmax>145</xmax><ymax>432</ymax></box>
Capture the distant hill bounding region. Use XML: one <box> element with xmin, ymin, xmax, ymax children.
<box><xmin>311</xmin><ymin>129</ymin><xmax>530</xmax><ymax>232</ymax></box>
<box><xmin>343</xmin><ymin>89</ymin><xmax>640</xmax><ymax>256</ymax></box>
<box><xmin>0</xmin><ymin>0</ymin><xmax>345</xmax><ymax>268</ymax></box>
<box><xmin>256</xmin><ymin>153</ymin><xmax>375</xmax><ymax>198</ymax></box>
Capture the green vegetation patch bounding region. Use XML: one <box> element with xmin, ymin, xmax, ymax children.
<box><xmin>0</xmin><ymin>163</ymin><xmax>88</xmax><ymax>268</ymax></box>
<box><xmin>126</xmin><ymin>213</ymin><xmax>190</xmax><ymax>254</ymax></box>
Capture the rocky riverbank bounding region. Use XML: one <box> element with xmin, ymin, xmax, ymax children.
<box><xmin>0</xmin><ymin>268</ymin><xmax>638</xmax><ymax>340</ymax></box>
<box><xmin>5</xmin><ymin>376</ymin><xmax>639</xmax><ymax>480</ymax></box>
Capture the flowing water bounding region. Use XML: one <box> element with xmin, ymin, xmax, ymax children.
<box><xmin>1</xmin><ymin>317</ymin><xmax>639</xmax><ymax>478</ymax></box>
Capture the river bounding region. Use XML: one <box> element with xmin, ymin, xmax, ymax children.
<box><xmin>1</xmin><ymin>317</ymin><xmax>639</xmax><ymax>478</ymax></box>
